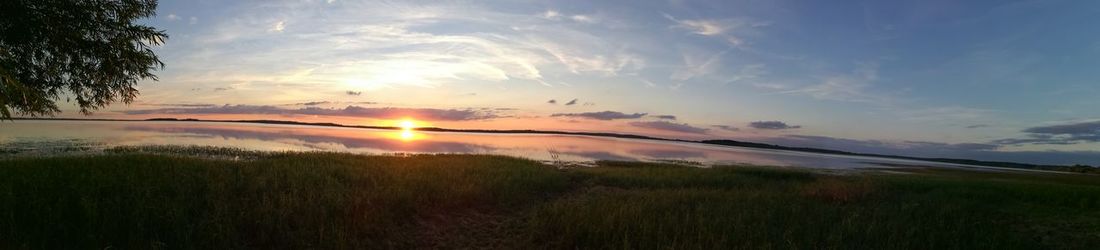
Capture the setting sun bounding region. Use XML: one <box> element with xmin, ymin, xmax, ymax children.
<box><xmin>399</xmin><ymin>119</ymin><xmax>416</xmax><ymax>131</ymax></box>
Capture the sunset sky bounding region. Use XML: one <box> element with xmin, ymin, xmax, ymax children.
<box><xmin>49</xmin><ymin>0</ymin><xmax>1100</xmax><ymax>164</ymax></box>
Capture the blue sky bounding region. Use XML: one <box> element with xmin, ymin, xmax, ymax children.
<box><xmin>75</xmin><ymin>0</ymin><xmax>1100</xmax><ymax>165</ymax></box>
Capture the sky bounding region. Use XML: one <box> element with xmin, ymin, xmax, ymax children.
<box><xmin>51</xmin><ymin>0</ymin><xmax>1100</xmax><ymax>165</ymax></box>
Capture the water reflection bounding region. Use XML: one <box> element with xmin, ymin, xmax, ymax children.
<box><xmin>122</xmin><ymin>124</ymin><xmax>494</xmax><ymax>153</ymax></box>
<box><xmin>0</xmin><ymin>120</ymin><xmax>993</xmax><ymax>170</ymax></box>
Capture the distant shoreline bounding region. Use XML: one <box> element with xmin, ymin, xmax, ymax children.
<box><xmin>8</xmin><ymin>117</ymin><xmax>1096</xmax><ymax>172</ymax></box>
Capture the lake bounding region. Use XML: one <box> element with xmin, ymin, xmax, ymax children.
<box><xmin>1</xmin><ymin>120</ymin><xmax>1012</xmax><ymax>170</ymax></box>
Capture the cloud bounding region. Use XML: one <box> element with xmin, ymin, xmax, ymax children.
<box><xmin>288</xmin><ymin>101</ymin><xmax>331</xmax><ymax>106</ymax></box>
<box><xmin>213</xmin><ymin>87</ymin><xmax>231</xmax><ymax>91</ymax></box>
<box><xmin>662</xmin><ymin>14</ymin><xmax>761</xmax><ymax>47</ymax></box>
<box><xmin>346</xmin><ymin>91</ymin><xmax>362</xmax><ymax>96</ymax></box>
<box><xmin>671</xmin><ymin>49</ymin><xmax>729</xmax><ymax>82</ymax></box>
<box><xmin>270</xmin><ymin>20</ymin><xmax>286</xmax><ymax>32</ymax></box>
<box><xmin>671</xmin><ymin>19</ymin><xmax>726</xmax><ymax>36</ymax></box>
<box><xmin>663</xmin><ymin>14</ymin><xmax>730</xmax><ymax>36</ymax></box>
<box><xmin>1023</xmin><ymin>120</ymin><xmax>1100</xmax><ymax>135</ymax></box>
<box><xmin>165</xmin><ymin>14</ymin><xmax>180</xmax><ymax>21</ymax></box>
<box><xmin>540</xmin><ymin>10</ymin><xmax>561</xmax><ymax>20</ymax></box>
<box><xmin>565</xmin><ymin>99</ymin><xmax>578</xmax><ymax>105</ymax></box>
<box><xmin>654</xmin><ymin>115</ymin><xmax>677</xmax><ymax>120</ymax></box>
<box><xmin>158</xmin><ymin>0</ymin><xmax>650</xmax><ymax>99</ymax></box>
<box><xmin>712</xmin><ymin>125</ymin><xmax>739</xmax><ymax>131</ymax></box>
<box><xmin>570</xmin><ymin>15</ymin><xmax>595</xmax><ymax>23</ymax></box>
<box><xmin>551</xmin><ymin>111</ymin><xmax>646</xmax><ymax>120</ymax></box>
<box><xmin>547</xmin><ymin>99</ymin><xmax>557</xmax><ymax>104</ymax></box>
<box><xmin>993</xmin><ymin>120</ymin><xmax>1100</xmax><ymax>145</ymax></box>
<box><xmin>142</xmin><ymin>103</ymin><xmax>218</xmax><ymax>107</ymax></box>
<box><xmin>780</xmin><ymin>62</ymin><xmax>887</xmax><ymax>104</ymax></box>
<box><xmin>965</xmin><ymin>124</ymin><xmax>991</xmax><ymax>129</ymax></box>
<box><xmin>122</xmin><ymin>105</ymin><xmax>503</xmax><ymax>121</ymax></box>
<box><xmin>629</xmin><ymin>121</ymin><xmax>708</xmax><ymax>134</ymax></box>
<box><xmin>900</xmin><ymin>106</ymin><xmax>995</xmax><ymax>122</ymax></box>
<box><xmin>189</xmin><ymin>16</ymin><xmax>198</xmax><ymax>25</ymax></box>
<box><xmin>540</xmin><ymin>10</ymin><xmax>597</xmax><ymax>24</ymax></box>
<box><xmin>748</xmin><ymin>121</ymin><xmax>802</xmax><ymax>130</ymax></box>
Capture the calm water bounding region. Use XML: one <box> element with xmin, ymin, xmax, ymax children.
<box><xmin>1</xmin><ymin>120</ymin><xmax>1001</xmax><ymax>170</ymax></box>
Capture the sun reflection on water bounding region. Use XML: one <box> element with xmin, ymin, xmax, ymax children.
<box><xmin>394</xmin><ymin>118</ymin><xmax>422</xmax><ymax>142</ymax></box>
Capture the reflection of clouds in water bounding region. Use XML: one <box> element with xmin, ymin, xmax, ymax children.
<box><xmin>119</xmin><ymin>124</ymin><xmax>929</xmax><ymax>169</ymax></box>
<box><xmin>628</xmin><ymin>149</ymin><xmax>706</xmax><ymax>159</ymax></box>
<box><xmin>0</xmin><ymin>121</ymin><xmax>997</xmax><ymax>169</ymax></box>
<box><xmin>122</xmin><ymin>125</ymin><xmax>496</xmax><ymax>153</ymax></box>
<box><xmin>558</xmin><ymin>151</ymin><xmax>638</xmax><ymax>162</ymax></box>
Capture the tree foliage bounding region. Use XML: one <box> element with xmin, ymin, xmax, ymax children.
<box><xmin>0</xmin><ymin>0</ymin><xmax>167</xmax><ymax>119</ymax></box>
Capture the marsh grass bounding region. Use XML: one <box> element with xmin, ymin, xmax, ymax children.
<box><xmin>1</xmin><ymin>150</ymin><xmax>1098</xmax><ymax>249</ymax></box>
<box><xmin>0</xmin><ymin>152</ymin><xmax>570</xmax><ymax>249</ymax></box>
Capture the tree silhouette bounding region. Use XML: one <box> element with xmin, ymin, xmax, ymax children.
<box><xmin>0</xmin><ymin>0</ymin><xmax>167</xmax><ymax>119</ymax></box>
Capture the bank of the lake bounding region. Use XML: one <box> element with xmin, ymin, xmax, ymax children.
<box><xmin>2</xmin><ymin>149</ymin><xmax>1098</xmax><ymax>249</ymax></box>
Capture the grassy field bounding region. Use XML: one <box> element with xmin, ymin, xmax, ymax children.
<box><xmin>1</xmin><ymin>150</ymin><xmax>1099</xmax><ymax>249</ymax></box>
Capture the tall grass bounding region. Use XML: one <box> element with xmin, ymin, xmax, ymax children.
<box><xmin>1</xmin><ymin>150</ymin><xmax>1098</xmax><ymax>249</ymax></box>
<box><xmin>0</xmin><ymin>153</ymin><xmax>569</xmax><ymax>249</ymax></box>
<box><xmin>519</xmin><ymin>163</ymin><xmax>1100</xmax><ymax>249</ymax></box>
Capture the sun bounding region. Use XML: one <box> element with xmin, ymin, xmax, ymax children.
<box><xmin>399</xmin><ymin>119</ymin><xmax>416</xmax><ymax>131</ymax></box>
<box><xmin>390</xmin><ymin>118</ymin><xmax>425</xmax><ymax>141</ymax></box>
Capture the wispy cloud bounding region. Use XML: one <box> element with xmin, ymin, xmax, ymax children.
<box><xmin>167</xmin><ymin>1</ymin><xmax>648</xmax><ymax>97</ymax></box>
<box><xmin>781</xmin><ymin>62</ymin><xmax>885</xmax><ymax>103</ymax></box>
<box><xmin>629</xmin><ymin>121</ymin><xmax>709</xmax><ymax>134</ymax></box>
<box><xmin>140</xmin><ymin>103</ymin><xmax>218</xmax><ymax>107</ymax></box>
<box><xmin>748</xmin><ymin>121</ymin><xmax>802</xmax><ymax>130</ymax></box>
<box><xmin>287</xmin><ymin>101</ymin><xmax>331</xmax><ymax>106</ymax></box>
<box><xmin>570</xmin><ymin>15</ymin><xmax>596</xmax><ymax>23</ymax></box>
<box><xmin>540</xmin><ymin>10</ymin><xmax>561</xmax><ymax>20</ymax></box>
<box><xmin>669</xmin><ymin>18</ymin><xmax>726</xmax><ymax>36</ymax></box>
<box><xmin>663</xmin><ymin>13</ymin><xmax>765</xmax><ymax>48</ymax></box>
<box><xmin>654</xmin><ymin>115</ymin><xmax>677</xmax><ymax>120</ymax></box>
<box><xmin>671</xmin><ymin>49</ymin><xmax>730</xmax><ymax>82</ymax></box>
<box><xmin>565</xmin><ymin>99</ymin><xmax>578</xmax><ymax>105</ymax></box>
<box><xmin>269</xmin><ymin>20</ymin><xmax>286</xmax><ymax>32</ymax></box>
<box><xmin>712</xmin><ymin>125</ymin><xmax>739</xmax><ymax>131</ymax></box>
<box><xmin>900</xmin><ymin>106</ymin><xmax>995</xmax><ymax>122</ymax></box>
<box><xmin>122</xmin><ymin>105</ymin><xmax>504</xmax><ymax>121</ymax></box>
<box><xmin>550</xmin><ymin>111</ymin><xmax>646</xmax><ymax>120</ymax></box>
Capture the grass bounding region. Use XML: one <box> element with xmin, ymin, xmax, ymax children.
<box><xmin>1</xmin><ymin>149</ymin><xmax>1098</xmax><ymax>249</ymax></box>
